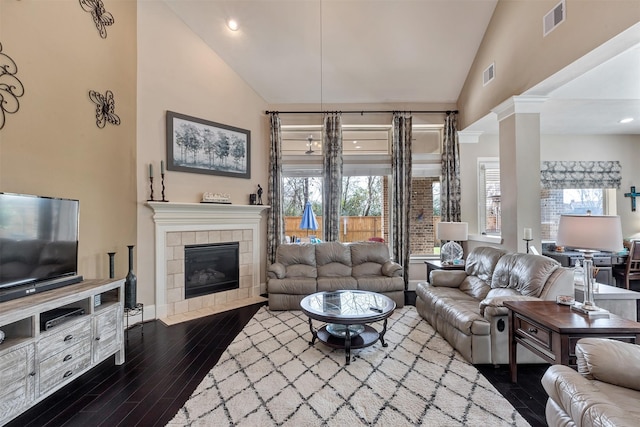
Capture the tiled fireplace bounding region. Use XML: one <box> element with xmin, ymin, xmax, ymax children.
<box><xmin>146</xmin><ymin>202</ymin><xmax>269</xmax><ymax>320</ymax></box>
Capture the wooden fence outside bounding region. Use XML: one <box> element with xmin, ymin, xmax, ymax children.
<box><xmin>285</xmin><ymin>216</ymin><xmax>384</xmax><ymax>242</ymax></box>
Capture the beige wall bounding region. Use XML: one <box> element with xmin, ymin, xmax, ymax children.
<box><xmin>458</xmin><ymin>0</ymin><xmax>640</xmax><ymax>129</ymax></box>
<box><xmin>136</xmin><ymin>2</ymin><xmax>270</xmax><ymax>307</ymax></box>
<box><xmin>0</xmin><ymin>0</ymin><xmax>137</xmax><ymax>279</ymax></box>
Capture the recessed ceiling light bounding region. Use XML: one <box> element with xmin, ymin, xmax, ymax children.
<box><xmin>227</xmin><ymin>19</ymin><xmax>239</xmax><ymax>31</ymax></box>
<box><xmin>619</xmin><ymin>117</ymin><xmax>634</xmax><ymax>124</ymax></box>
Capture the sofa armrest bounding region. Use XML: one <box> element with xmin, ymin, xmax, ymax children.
<box><xmin>429</xmin><ymin>270</ymin><xmax>467</xmax><ymax>287</ymax></box>
<box><xmin>576</xmin><ymin>338</ymin><xmax>640</xmax><ymax>391</ymax></box>
<box><xmin>267</xmin><ymin>262</ymin><xmax>286</xmax><ymax>279</ymax></box>
<box><xmin>381</xmin><ymin>260</ymin><xmax>403</xmax><ymax>277</ymax></box>
<box><xmin>479</xmin><ymin>295</ymin><xmax>541</xmax><ymax>317</ymax></box>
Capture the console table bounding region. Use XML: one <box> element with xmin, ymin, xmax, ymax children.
<box><xmin>574</xmin><ymin>283</ymin><xmax>640</xmax><ymax>321</ymax></box>
<box><xmin>0</xmin><ymin>279</ymin><xmax>125</xmax><ymax>425</ymax></box>
<box><xmin>505</xmin><ymin>300</ymin><xmax>640</xmax><ymax>383</ymax></box>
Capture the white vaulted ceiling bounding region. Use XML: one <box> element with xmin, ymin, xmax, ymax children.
<box><xmin>164</xmin><ymin>0</ymin><xmax>498</xmax><ymax>105</ymax></box>
<box><xmin>163</xmin><ymin>1</ymin><xmax>640</xmax><ymax>136</ymax></box>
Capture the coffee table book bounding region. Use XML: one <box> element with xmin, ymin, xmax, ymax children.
<box><xmin>570</xmin><ymin>302</ymin><xmax>610</xmax><ymax>318</ymax></box>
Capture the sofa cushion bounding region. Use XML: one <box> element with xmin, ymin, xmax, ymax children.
<box><xmin>316</xmin><ymin>242</ymin><xmax>352</xmax><ymax>277</ymax></box>
<box><xmin>416</xmin><ymin>282</ymin><xmax>477</xmax><ymax>303</ymax></box>
<box><xmin>491</xmin><ymin>253</ymin><xmax>559</xmax><ymax>297</ymax></box>
<box><xmin>267</xmin><ymin>278</ymin><xmax>317</xmax><ymax>295</ymax></box>
<box><xmin>350</xmin><ymin>242</ymin><xmax>391</xmax><ymax>277</ymax></box>
<box><xmin>435</xmin><ymin>298</ymin><xmax>490</xmax><ymax>335</ymax></box>
<box><xmin>276</xmin><ymin>244</ymin><xmax>317</xmax><ymax>278</ymax></box>
<box><xmin>542</xmin><ymin>364</ymin><xmax>640</xmax><ymax>427</ymax></box>
<box><xmin>355</xmin><ymin>276</ymin><xmax>404</xmax><ymax>293</ymax></box>
<box><xmin>464</xmin><ymin>246</ymin><xmax>508</xmax><ymax>282</ymax></box>
<box><xmin>317</xmin><ymin>276</ymin><xmax>357</xmax><ymax>291</ymax></box>
<box><xmin>577</xmin><ymin>338</ymin><xmax>640</xmax><ymax>392</ymax></box>
<box><xmin>458</xmin><ymin>276</ymin><xmax>492</xmax><ymax>300</ymax></box>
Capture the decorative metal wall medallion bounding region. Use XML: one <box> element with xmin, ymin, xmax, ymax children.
<box><xmin>0</xmin><ymin>43</ymin><xmax>25</xmax><ymax>130</ymax></box>
<box><xmin>79</xmin><ymin>0</ymin><xmax>115</xmax><ymax>39</ymax></box>
<box><xmin>89</xmin><ymin>89</ymin><xmax>121</xmax><ymax>128</ymax></box>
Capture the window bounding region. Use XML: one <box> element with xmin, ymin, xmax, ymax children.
<box><xmin>541</xmin><ymin>188</ymin><xmax>613</xmax><ymax>241</ymax></box>
<box><xmin>478</xmin><ymin>159</ymin><xmax>500</xmax><ymax>235</ymax></box>
<box><xmin>280</xmin><ymin>124</ymin><xmax>442</xmax><ymax>254</ymax></box>
<box><xmin>282</xmin><ymin>177</ymin><xmax>323</xmax><ymax>240</ymax></box>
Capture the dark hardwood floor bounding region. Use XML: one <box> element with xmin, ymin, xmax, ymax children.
<box><xmin>8</xmin><ymin>302</ymin><xmax>550</xmax><ymax>427</ymax></box>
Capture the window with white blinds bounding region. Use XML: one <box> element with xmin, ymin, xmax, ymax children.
<box><xmin>479</xmin><ymin>160</ymin><xmax>501</xmax><ymax>235</ymax></box>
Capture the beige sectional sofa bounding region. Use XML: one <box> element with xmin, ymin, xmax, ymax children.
<box><xmin>542</xmin><ymin>338</ymin><xmax>640</xmax><ymax>427</ymax></box>
<box><xmin>415</xmin><ymin>246</ymin><xmax>573</xmax><ymax>364</ymax></box>
<box><xmin>267</xmin><ymin>241</ymin><xmax>404</xmax><ymax>310</ymax></box>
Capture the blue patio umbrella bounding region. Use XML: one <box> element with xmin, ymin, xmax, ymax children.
<box><xmin>299</xmin><ymin>201</ymin><xmax>319</xmax><ymax>236</ymax></box>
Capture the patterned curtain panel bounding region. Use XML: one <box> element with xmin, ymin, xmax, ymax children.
<box><xmin>541</xmin><ymin>161</ymin><xmax>622</xmax><ymax>189</ymax></box>
<box><xmin>441</xmin><ymin>112</ymin><xmax>461</xmax><ymax>222</ymax></box>
<box><xmin>392</xmin><ymin>113</ymin><xmax>412</xmax><ymax>287</ymax></box>
<box><xmin>322</xmin><ymin>113</ymin><xmax>343</xmax><ymax>242</ymax></box>
<box><xmin>267</xmin><ymin>113</ymin><xmax>284</xmax><ymax>265</ymax></box>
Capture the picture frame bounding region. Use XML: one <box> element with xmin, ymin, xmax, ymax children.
<box><xmin>166</xmin><ymin>111</ymin><xmax>250</xmax><ymax>179</ymax></box>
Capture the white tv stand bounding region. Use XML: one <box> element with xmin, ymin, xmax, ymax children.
<box><xmin>0</xmin><ymin>279</ymin><xmax>125</xmax><ymax>426</ymax></box>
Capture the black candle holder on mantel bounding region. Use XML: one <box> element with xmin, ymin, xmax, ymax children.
<box><xmin>161</xmin><ymin>172</ymin><xmax>169</xmax><ymax>202</ymax></box>
<box><xmin>147</xmin><ymin>177</ymin><xmax>155</xmax><ymax>202</ymax></box>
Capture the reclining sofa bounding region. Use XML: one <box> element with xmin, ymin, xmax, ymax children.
<box><xmin>267</xmin><ymin>241</ymin><xmax>404</xmax><ymax>310</ymax></box>
<box><xmin>416</xmin><ymin>246</ymin><xmax>573</xmax><ymax>364</ymax></box>
<box><xmin>542</xmin><ymin>338</ymin><xmax>640</xmax><ymax>427</ymax></box>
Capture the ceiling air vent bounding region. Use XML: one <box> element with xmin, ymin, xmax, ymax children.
<box><xmin>483</xmin><ymin>63</ymin><xmax>495</xmax><ymax>86</ymax></box>
<box><xmin>543</xmin><ymin>0</ymin><xmax>566</xmax><ymax>37</ymax></box>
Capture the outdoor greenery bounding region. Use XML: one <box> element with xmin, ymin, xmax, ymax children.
<box><xmin>282</xmin><ymin>176</ymin><xmax>383</xmax><ymax>217</ymax></box>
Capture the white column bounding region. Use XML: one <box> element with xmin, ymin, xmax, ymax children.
<box><xmin>492</xmin><ymin>96</ymin><xmax>547</xmax><ymax>253</ymax></box>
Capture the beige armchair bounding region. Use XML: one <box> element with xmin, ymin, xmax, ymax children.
<box><xmin>542</xmin><ymin>338</ymin><xmax>640</xmax><ymax>427</ymax></box>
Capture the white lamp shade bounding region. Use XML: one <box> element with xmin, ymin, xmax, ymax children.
<box><xmin>556</xmin><ymin>215</ymin><xmax>623</xmax><ymax>252</ymax></box>
<box><xmin>436</xmin><ymin>222</ymin><xmax>468</xmax><ymax>241</ymax></box>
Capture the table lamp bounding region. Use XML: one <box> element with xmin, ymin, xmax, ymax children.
<box><xmin>556</xmin><ymin>214</ymin><xmax>623</xmax><ymax>311</ymax></box>
<box><xmin>437</xmin><ymin>222</ymin><xmax>468</xmax><ymax>264</ymax></box>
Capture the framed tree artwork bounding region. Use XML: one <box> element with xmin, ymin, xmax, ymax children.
<box><xmin>166</xmin><ymin>111</ymin><xmax>251</xmax><ymax>179</ymax></box>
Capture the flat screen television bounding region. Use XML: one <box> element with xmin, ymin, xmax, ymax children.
<box><xmin>0</xmin><ymin>192</ymin><xmax>82</xmax><ymax>302</ymax></box>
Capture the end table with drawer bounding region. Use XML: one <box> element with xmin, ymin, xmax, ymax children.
<box><xmin>504</xmin><ymin>300</ymin><xmax>640</xmax><ymax>383</ymax></box>
<box><xmin>424</xmin><ymin>259</ymin><xmax>465</xmax><ymax>282</ymax></box>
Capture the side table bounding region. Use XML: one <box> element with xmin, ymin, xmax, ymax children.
<box><xmin>504</xmin><ymin>300</ymin><xmax>640</xmax><ymax>383</ymax></box>
<box><xmin>424</xmin><ymin>259</ymin><xmax>465</xmax><ymax>282</ymax></box>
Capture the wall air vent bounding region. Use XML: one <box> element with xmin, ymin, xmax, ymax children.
<box><xmin>543</xmin><ymin>0</ymin><xmax>566</xmax><ymax>37</ymax></box>
<box><xmin>483</xmin><ymin>63</ymin><xmax>495</xmax><ymax>86</ymax></box>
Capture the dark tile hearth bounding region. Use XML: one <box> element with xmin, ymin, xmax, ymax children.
<box><xmin>8</xmin><ymin>302</ymin><xmax>550</xmax><ymax>427</ymax></box>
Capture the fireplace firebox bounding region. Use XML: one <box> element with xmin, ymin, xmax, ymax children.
<box><xmin>184</xmin><ymin>242</ymin><xmax>239</xmax><ymax>299</ymax></box>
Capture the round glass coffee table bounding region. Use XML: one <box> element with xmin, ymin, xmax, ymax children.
<box><xmin>300</xmin><ymin>290</ymin><xmax>396</xmax><ymax>365</ymax></box>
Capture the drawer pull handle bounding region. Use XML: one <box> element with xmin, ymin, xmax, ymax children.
<box><xmin>528</xmin><ymin>327</ymin><xmax>538</xmax><ymax>334</ymax></box>
<box><xmin>63</xmin><ymin>371</ymin><xmax>73</xmax><ymax>378</ymax></box>
<box><xmin>64</xmin><ymin>334</ymin><xmax>74</xmax><ymax>342</ymax></box>
<box><xmin>63</xmin><ymin>354</ymin><xmax>73</xmax><ymax>362</ymax></box>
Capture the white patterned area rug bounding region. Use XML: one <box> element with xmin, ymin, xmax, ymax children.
<box><xmin>167</xmin><ymin>306</ymin><xmax>530</xmax><ymax>426</ymax></box>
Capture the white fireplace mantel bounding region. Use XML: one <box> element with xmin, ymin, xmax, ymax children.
<box><xmin>147</xmin><ymin>201</ymin><xmax>270</xmax><ymax>223</ymax></box>
<box><xmin>146</xmin><ymin>202</ymin><xmax>270</xmax><ymax>319</ymax></box>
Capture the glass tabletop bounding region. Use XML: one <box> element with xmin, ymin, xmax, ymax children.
<box><xmin>300</xmin><ymin>290</ymin><xmax>395</xmax><ymax>322</ymax></box>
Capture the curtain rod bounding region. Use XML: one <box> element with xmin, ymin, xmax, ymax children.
<box><xmin>264</xmin><ymin>109</ymin><xmax>458</xmax><ymax>115</ymax></box>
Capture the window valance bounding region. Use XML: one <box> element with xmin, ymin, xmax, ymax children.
<box><xmin>540</xmin><ymin>161</ymin><xmax>621</xmax><ymax>189</ymax></box>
